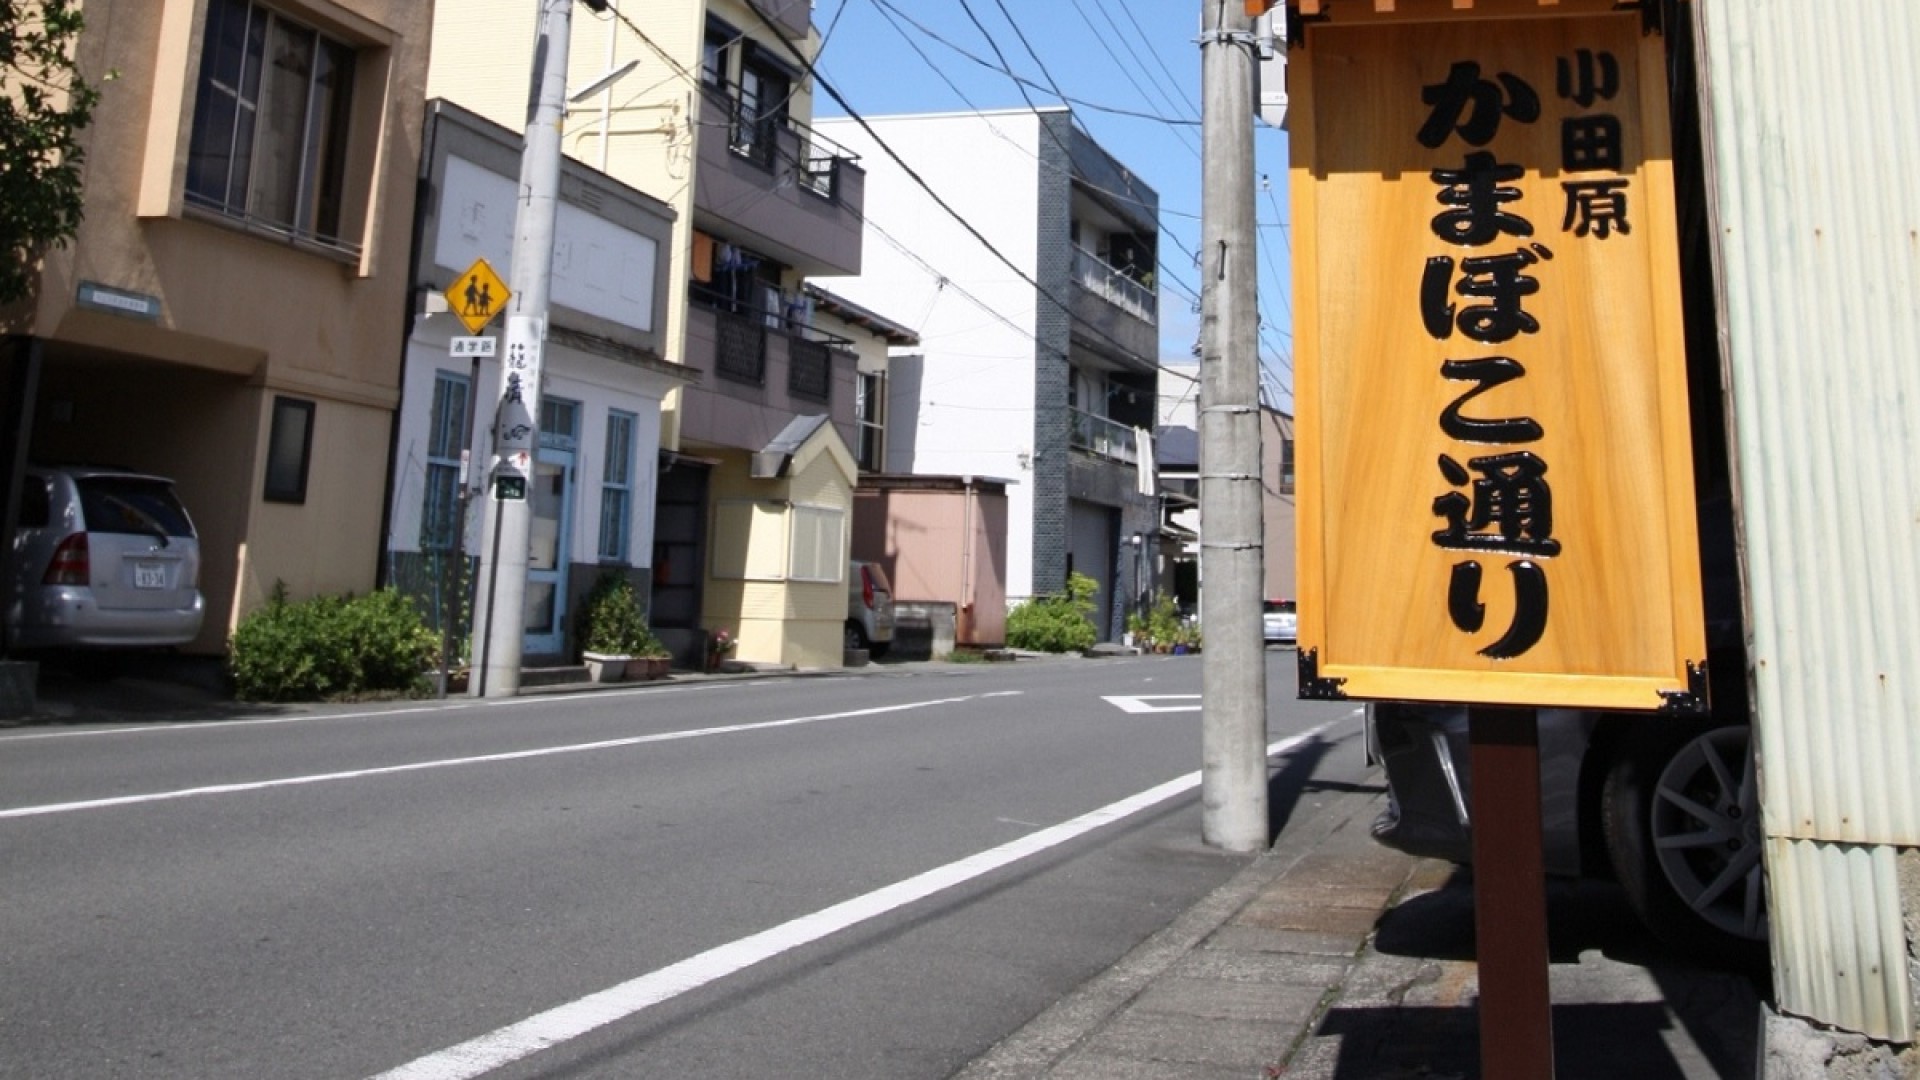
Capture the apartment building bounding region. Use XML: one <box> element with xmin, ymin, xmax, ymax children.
<box><xmin>815</xmin><ymin>107</ymin><xmax>1162</xmax><ymax>640</ymax></box>
<box><xmin>424</xmin><ymin>0</ymin><xmax>874</xmax><ymax>668</ymax></box>
<box><xmin>0</xmin><ymin>0</ymin><xmax>433</xmax><ymax>653</ymax></box>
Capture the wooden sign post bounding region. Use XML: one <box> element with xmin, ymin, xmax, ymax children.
<box><xmin>1285</xmin><ymin>2</ymin><xmax>1704</xmax><ymax>1075</ymax></box>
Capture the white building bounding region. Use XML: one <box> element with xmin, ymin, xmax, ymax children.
<box><xmin>815</xmin><ymin>107</ymin><xmax>1162</xmax><ymax>638</ymax></box>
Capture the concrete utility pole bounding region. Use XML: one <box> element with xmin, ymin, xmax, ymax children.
<box><xmin>471</xmin><ymin>0</ymin><xmax>573</xmax><ymax>697</ymax></box>
<box><xmin>1197</xmin><ymin>0</ymin><xmax>1269</xmax><ymax>851</ymax></box>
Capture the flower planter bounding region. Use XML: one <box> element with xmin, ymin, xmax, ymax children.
<box><xmin>631</xmin><ymin>656</ymin><xmax>670</xmax><ymax>681</ymax></box>
<box><xmin>582</xmin><ymin>652</ymin><xmax>631</xmax><ymax>683</ymax></box>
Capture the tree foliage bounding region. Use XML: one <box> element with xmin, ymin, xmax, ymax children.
<box><xmin>1</xmin><ymin>1</ymin><xmax>102</xmax><ymax>305</ymax></box>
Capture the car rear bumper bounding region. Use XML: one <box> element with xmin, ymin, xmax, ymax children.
<box><xmin>12</xmin><ymin>587</ymin><xmax>205</xmax><ymax>649</ymax></box>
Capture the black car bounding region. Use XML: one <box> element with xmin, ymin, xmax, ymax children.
<box><xmin>1367</xmin><ymin>650</ymin><xmax>1763</xmax><ymax>966</ymax></box>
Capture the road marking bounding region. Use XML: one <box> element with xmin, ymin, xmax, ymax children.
<box><xmin>1103</xmin><ymin>694</ymin><xmax>1202</xmax><ymax>714</ymax></box>
<box><xmin>0</xmin><ymin>680</ymin><xmax>759</xmax><ymax>742</ymax></box>
<box><xmin>0</xmin><ymin>692</ymin><xmax>1009</xmax><ymax>820</ymax></box>
<box><xmin>366</xmin><ymin>725</ymin><xmax>1337</xmax><ymax>1080</ymax></box>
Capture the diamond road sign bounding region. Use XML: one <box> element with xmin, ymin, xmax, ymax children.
<box><xmin>445</xmin><ymin>258</ymin><xmax>510</xmax><ymax>336</ymax></box>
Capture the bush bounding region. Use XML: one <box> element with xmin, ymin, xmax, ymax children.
<box><xmin>229</xmin><ymin>584</ymin><xmax>439</xmax><ymax>702</ymax></box>
<box><xmin>1007</xmin><ymin>571</ymin><xmax>1100</xmax><ymax>653</ymax></box>
<box><xmin>577</xmin><ymin>571</ymin><xmax>667</xmax><ymax>658</ymax></box>
<box><xmin>1126</xmin><ymin>595</ymin><xmax>1186</xmax><ymax>650</ymax></box>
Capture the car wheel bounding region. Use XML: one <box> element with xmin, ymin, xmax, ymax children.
<box><xmin>1602</xmin><ymin>722</ymin><xmax>1768</xmax><ymax>966</ymax></box>
<box><xmin>845</xmin><ymin>621</ymin><xmax>869</xmax><ymax>652</ymax></box>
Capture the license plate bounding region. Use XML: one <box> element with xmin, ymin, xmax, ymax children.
<box><xmin>134</xmin><ymin>562</ymin><xmax>167</xmax><ymax>589</ymax></box>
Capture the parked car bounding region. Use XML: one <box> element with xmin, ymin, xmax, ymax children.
<box><xmin>9</xmin><ymin>464</ymin><xmax>205</xmax><ymax>650</ymax></box>
<box><xmin>1262</xmin><ymin>598</ymin><xmax>1297</xmax><ymax>646</ymax></box>
<box><xmin>845</xmin><ymin>559</ymin><xmax>895</xmax><ymax>658</ymax></box>
<box><xmin>1367</xmin><ymin>697</ymin><xmax>1764</xmax><ymax>965</ymax></box>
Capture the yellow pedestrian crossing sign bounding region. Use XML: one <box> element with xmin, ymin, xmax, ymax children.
<box><xmin>446</xmin><ymin>258</ymin><xmax>510</xmax><ymax>336</ymax></box>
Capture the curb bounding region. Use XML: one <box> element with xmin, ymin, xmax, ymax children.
<box><xmin>954</xmin><ymin>785</ymin><xmax>1418</xmax><ymax>1079</ymax></box>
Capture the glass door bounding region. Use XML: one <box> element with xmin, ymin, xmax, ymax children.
<box><xmin>523</xmin><ymin>446</ymin><xmax>574</xmax><ymax>658</ymax></box>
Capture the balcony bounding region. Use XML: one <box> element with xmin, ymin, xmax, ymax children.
<box><xmin>1073</xmin><ymin>245</ymin><xmax>1155</xmax><ymax>323</ymax></box>
<box><xmin>1069</xmin><ymin>408</ymin><xmax>1140</xmax><ymax>466</ymax></box>
<box><xmin>695</xmin><ymin>93</ymin><xmax>865</xmax><ymax>277</ymax></box>
<box><xmin>1069</xmin><ymin>244</ymin><xmax>1158</xmax><ymax>369</ymax></box>
<box><xmin>681</xmin><ymin>294</ymin><xmax>860</xmax><ymax>451</ymax></box>
<box><xmin>748</xmin><ymin>0</ymin><xmax>810</xmax><ymax>41</ymax></box>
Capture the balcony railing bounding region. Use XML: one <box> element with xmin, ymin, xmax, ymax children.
<box><xmin>1069</xmin><ymin>408</ymin><xmax>1139</xmax><ymax>466</ymax></box>
<box><xmin>693</xmin><ymin>283</ymin><xmax>853</xmax><ymax>399</ymax></box>
<box><xmin>1071</xmin><ymin>245</ymin><xmax>1155</xmax><ymax>325</ymax></box>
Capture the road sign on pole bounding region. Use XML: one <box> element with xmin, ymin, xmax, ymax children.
<box><xmin>446</xmin><ymin>258</ymin><xmax>511</xmax><ymax>336</ymax></box>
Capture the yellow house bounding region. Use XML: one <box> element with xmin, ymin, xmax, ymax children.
<box><xmin>0</xmin><ymin>0</ymin><xmax>432</xmax><ymax>653</ymax></box>
<box><xmin>705</xmin><ymin>416</ymin><xmax>856</xmax><ymax>669</ymax></box>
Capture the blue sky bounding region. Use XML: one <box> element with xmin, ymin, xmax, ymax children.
<box><xmin>807</xmin><ymin>0</ymin><xmax>1295</xmax><ymax>411</ymax></box>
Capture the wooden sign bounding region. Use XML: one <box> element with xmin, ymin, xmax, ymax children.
<box><xmin>1289</xmin><ymin>5</ymin><xmax>1707</xmax><ymax>712</ymax></box>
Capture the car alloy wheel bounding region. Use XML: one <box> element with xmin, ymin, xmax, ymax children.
<box><xmin>1647</xmin><ymin>725</ymin><xmax>1766</xmax><ymax>941</ymax></box>
<box><xmin>1604</xmin><ymin>722</ymin><xmax>1767</xmax><ymax>965</ymax></box>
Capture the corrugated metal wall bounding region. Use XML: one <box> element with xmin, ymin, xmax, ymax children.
<box><xmin>1693</xmin><ymin>0</ymin><xmax>1920</xmax><ymax>1041</ymax></box>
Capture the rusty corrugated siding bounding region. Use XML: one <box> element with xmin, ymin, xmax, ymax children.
<box><xmin>1693</xmin><ymin>0</ymin><xmax>1920</xmax><ymax>1040</ymax></box>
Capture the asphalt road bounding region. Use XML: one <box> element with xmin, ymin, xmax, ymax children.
<box><xmin>1</xmin><ymin>650</ymin><xmax>1365</xmax><ymax>1079</ymax></box>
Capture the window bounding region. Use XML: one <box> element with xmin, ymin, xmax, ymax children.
<box><xmin>788</xmin><ymin>504</ymin><xmax>844</xmax><ymax>583</ymax></box>
<box><xmin>264</xmin><ymin>395</ymin><xmax>315</xmax><ymax>503</ymax></box>
<box><xmin>421</xmin><ymin>373</ymin><xmax>471</xmax><ymax>550</ymax></box>
<box><xmin>856</xmin><ymin>371</ymin><xmax>885</xmax><ymax>472</ymax></box>
<box><xmin>730</xmin><ymin>45</ymin><xmax>791</xmax><ymax>167</ymax></box>
<box><xmin>187</xmin><ymin>0</ymin><xmax>357</xmax><ymax>252</ymax></box>
<box><xmin>702</xmin><ymin>19</ymin><xmax>733</xmax><ymax>87</ymax></box>
<box><xmin>540</xmin><ymin>398</ymin><xmax>579</xmax><ymax>447</ymax></box>
<box><xmin>599</xmin><ymin>410</ymin><xmax>636</xmax><ymax>562</ymax></box>
<box><xmin>1280</xmin><ymin>436</ymin><xmax>1296</xmax><ymax>495</ymax></box>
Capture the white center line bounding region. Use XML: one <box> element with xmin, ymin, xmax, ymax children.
<box><xmin>367</xmin><ymin>725</ymin><xmax>1337</xmax><ymax>1080</ymax></box>
<box><xmin>0</xmin><ymin>693</ymin><xmax>1002</xmax><ymax>820</ymax></box>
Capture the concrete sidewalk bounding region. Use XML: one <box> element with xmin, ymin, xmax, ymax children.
<box><xmin>956</xmin><ymin>785</ymin><xmax>1764</xmax><ymax>1080</ymax></box>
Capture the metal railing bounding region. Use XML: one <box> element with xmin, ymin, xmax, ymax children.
<box><xmin>1068</xmin><ymin>408</ymin><xmax>1139</xmax><ymax>465</ymax></box>
<box><xmin>1071</xmin><ymin>244</ymin><xmax>1155</xmax><ymax>325</ymax></box>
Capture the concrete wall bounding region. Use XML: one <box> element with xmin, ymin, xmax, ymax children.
<box><xmin>814</xmin><ymin>111</ymin><xmax>1045</xmax><ymax>600</ymax></box>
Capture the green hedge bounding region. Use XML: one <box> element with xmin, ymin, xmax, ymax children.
<box><xmin>228</xmin><ymin>584</ymin><xmax>440</xmax><ymax>702</ymax></box>
<box><xmin>1006</xmin><ymin>571</ymin><xmax>1100</xmax><ymax>653</ymax></box>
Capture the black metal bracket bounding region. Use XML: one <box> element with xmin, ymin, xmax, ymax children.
<box><xmin>1298</xmin><ymin>648</ymin><xmax>1349</xmax><ymax>700</ymax></box>
<box><xmin>1657</xmin><ymin>659</ymin><xmax>1709</xmax><ymax>716</ymax></box>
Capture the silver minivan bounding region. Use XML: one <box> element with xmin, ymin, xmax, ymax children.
<box><xmin>845</xmin><ymin>559</ymin><xmax>895</xmax><ymax>658</ymax></box>
<box><xmin>10</xmin><ymin>465</ymin><xmax>205</xmax><ymax>649</ymax></box>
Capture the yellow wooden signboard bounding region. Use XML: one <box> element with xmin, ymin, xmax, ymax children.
<box><xmin>1289</xmin><ymin>4</ymin><xmax>1708</xmax><ymax>712</ymax></box>
<box><xmin>445</xmin><ymin>257</ymin><xmax>510</xmax><ymax>337</ymax></box>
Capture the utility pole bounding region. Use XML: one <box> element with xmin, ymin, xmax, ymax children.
<box><xmin>470</xmin><ymin>0</ymin><xmax>573</xmax><ymax>697</ymax></box>
<box><xmin>1197</xmin><ymin>0</ymin><xmax>1268</xmax><ymax>851</ymax></box>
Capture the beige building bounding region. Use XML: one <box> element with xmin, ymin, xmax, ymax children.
<box><xmin>0</xmin><ymin>0</ymin><xmax>434</xmax><ymax>653</ymax></box>
<box><xmin>426</xmin><ymin>0</ymin><xmax>873</xmax><ymax>668</ymax></box>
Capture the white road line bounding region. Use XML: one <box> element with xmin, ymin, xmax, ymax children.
<box><xmin>0</xmin><ymin>681</ymin><xmax>756</xmax><ymax>742</ymax></box>
<box><xmin>0</xmin><ymin>693</ymin><xmax>1002</xmax><ymax>821</ymax></box>
<box><xmin>367</xmin><ymin>724</ymin><xmax>1338</xmax><ymax>1080</ymax></box>
<box><xmin>1103</xmin><ymin>694</ymin><xmax>1203</xmax><ymax>714</ymax></box>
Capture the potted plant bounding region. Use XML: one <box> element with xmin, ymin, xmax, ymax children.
<box><xmin>706</xmin><ymin>628</ymin><xmax>736</xmax><ymax>673</ymax></box>
<box><xmin>578</xmin><ymin>572</ymin><xmax>666</xmax><ymax>682</ymax></box>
